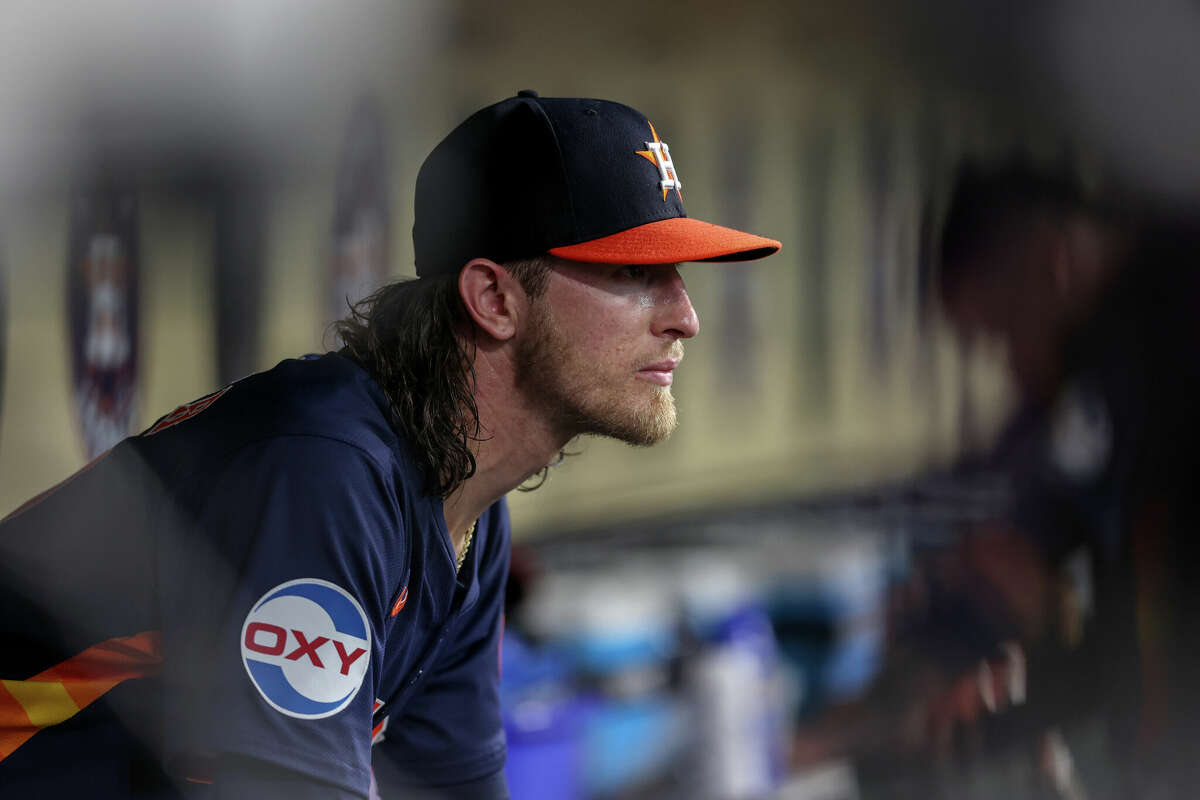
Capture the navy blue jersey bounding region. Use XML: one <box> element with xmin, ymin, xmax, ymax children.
<box><xmin>0</xmin><ymin>352</ymin><xmax>510</xmax><ymax>798</ymax></box>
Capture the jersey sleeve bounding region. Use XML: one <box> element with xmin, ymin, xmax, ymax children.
<box><xmin>371</xmin><ymin>502</ymin><xmax>511</xmax><ymax>795</ymax></box>
<box><xmin>158</xmin><ymin>435</ymin><xmax>404</xmax><ymax>798</ymax></box>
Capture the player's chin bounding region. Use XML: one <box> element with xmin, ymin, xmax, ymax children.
<box><xmin>619</xmin><ymin>393</ymin><xmax>678</xmax><ymax>447</ymax></box>
<box><xmin>575</xmin><ymin>385</ymin><xmax>678</xmax><ymax>446</ymax></box>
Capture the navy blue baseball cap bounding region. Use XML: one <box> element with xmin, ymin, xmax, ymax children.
<box><xmin>413</xmin><ymin>90</ymin><xmax>781</xmax><ymax>277</ymax></box>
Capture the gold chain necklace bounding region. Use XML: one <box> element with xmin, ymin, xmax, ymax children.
<box><xmin>456</xmin><ymin>519</ymin><xmax>478</xmax><ymax>573</ymax></box>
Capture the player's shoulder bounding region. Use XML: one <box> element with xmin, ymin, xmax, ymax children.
<box><xmin>140</xmin><ymin>352</ymin><xmax>405</xmax><ymax>476</ymax></box>
<box><xmin>223</xmin><ymin>351</ymin><xmax>396</xmax><ymax>448</ymax></box>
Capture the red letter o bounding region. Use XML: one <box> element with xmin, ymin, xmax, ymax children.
<box><xmin>245</xmin><ymin>622</ymin><xmax>287</xmax><ymax>656</ymax></box>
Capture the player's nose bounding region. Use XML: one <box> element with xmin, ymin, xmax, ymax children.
<box><xmin>653</xmin><ymin>269</ymin><xmax>700</xmax><ymax>340</ymax></box>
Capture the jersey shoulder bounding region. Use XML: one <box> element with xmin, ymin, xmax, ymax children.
<box><xmin>138</xmin><ymin>352</ymin><xmax>409</xmax><ymax>486</ymax></box>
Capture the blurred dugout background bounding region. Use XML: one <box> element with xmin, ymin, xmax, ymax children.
<box><xmin>3</xmin><ymin>1</ymin><xmax>1200</xmax><ymax>798</ymax></box>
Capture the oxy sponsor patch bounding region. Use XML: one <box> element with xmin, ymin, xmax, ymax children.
<box><xmin>241</xmin><ymin>579</ymin><xmax>370</xmax><ymax>720</ymax></box>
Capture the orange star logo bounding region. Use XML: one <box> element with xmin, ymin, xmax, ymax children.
<box><xmin>636</xmin><ymin>122</ymin><xmax>683</xmax><ymax>202</ymax></box>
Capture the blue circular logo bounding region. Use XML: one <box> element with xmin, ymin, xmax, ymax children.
<box><xmin>241</xmin><ymin>579</ymin><xmax>371</xmax><ymax>719</ymax></box>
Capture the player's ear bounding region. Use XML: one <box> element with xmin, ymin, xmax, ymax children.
<box><xmin>458</xmin><ymin>258</ymin><xmax>523</xmax><ymax>341</ymax></box>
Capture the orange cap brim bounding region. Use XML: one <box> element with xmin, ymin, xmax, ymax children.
<box><xmin>547</xmin><ymin>217</ymin><xmax>780</xmax><ymax>265</ymax></box>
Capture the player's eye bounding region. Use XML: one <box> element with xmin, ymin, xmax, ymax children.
<box><xmin>620</xmin><ymin>265</ymin><xmax>648</xmax><ymax>281</ymax></box>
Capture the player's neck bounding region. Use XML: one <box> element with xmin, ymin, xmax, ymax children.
<box><xmin>440</xmin><ymin>349</ymin><xmax>569</xmax><ymax>536</ymax></box>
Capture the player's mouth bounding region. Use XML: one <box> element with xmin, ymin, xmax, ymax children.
<box><xmin>636</xmin><ymin>358</ymin><xmax>680</xmax><ymax>386</ymax></box>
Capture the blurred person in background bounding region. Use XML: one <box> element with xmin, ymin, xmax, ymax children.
<box><xmin>791</xmin><ymin>159</ymin><xmax>1200</xmax><ymax>798</ymax></box>
<box><xmin>933</xmin><ymin>158</ymin><xmax>1200</xmax><ymax>796</ymax></box>
<box><xmin>0</xmin><ymin>92</ymin><xmax>779</xmax><ymax>799</ymax></box>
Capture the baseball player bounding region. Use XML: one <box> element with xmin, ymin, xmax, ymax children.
<box><xmin>0</xmin><ymin>91</ymin><xmax>780</xmax><ymax>798</ymax></box>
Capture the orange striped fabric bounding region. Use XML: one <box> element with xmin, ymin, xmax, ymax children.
<box><xmin>0</xmin><ymin>630</ymin><xmax>161</xmax><ymax>761</ymax></box>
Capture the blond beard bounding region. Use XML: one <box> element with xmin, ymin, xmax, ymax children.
<box><xmin>515</xmin><ymin>300</ymin><xmax>679</xmax><ymax>446</ymax></box>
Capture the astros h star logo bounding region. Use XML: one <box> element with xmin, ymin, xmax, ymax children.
<box><xmin>636</xmin><ymin>122</ymin><xmax>683</xmax><ymax>202</ymax></box>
